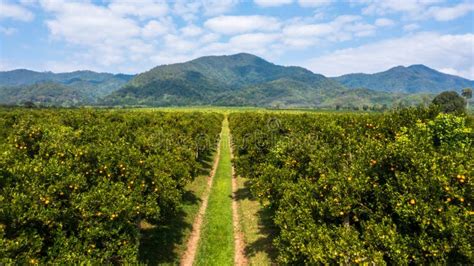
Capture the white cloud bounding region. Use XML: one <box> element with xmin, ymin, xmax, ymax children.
<box><xmin>198</xmin><ymin>32</ymin><xmax>280</xmax><ymax>57</ymax></box>
<box><xmin>403</xmin><ymin>23</ymin><xmax>420</xmax><ymax>31</ymax></box>
<box><xmin>298</xmin><ymin>0</ymin><xmax>332</xmax><ymax>8</ymax></box>
<box><xmin>163</xmin><ymin>34</ymin><xmax>200</xmax><ymax>52</ymax></box>
<box><xmin>108</xmin><ymin>0</ymin><xmax>169</xmax><ymax>19</ymax></box>
<box><xmin>173</xmin><ymin>0</ymin><xmax>202</xmax><ymax>21</ymax></box>
<box><xmin>360</xmin><ymin>0</ymin><xmax>439</xmax><ymax>16</ymax></box>
<box><xmin>204</xmin><ymin>15</ymin><xmax>280</xmax><ymax>35</ymax></box>
<box><xmin>199</xmin><ymin>32</ymin><xmax>220</xmax><ymax>44</ymax></box>
<box><xmin>357</xmin><ymin>0</ymin><xmax>473</xmax><ymax>22</ymax></box>
<box><xmin>43</xmin><ymin>1</ymin><xmax>141</xmax><ymax>45</ymax></box>
<box><xmin>375</xmin><ymin>18</ymin><xmax>395</xmax><ymax>27</ymax></box>
<box><xmin>39</xmin><ymin>0</ymin><xmax>160</xmax><ymax>71</ymax></box>
<box><xmin>254</xmin><ymin>0</ymin><xmax>293</xmax><ymax>7</ymax></box>
<box><xmin>0</xmin><ymin>2</ymin><xmax>34</xmax><ymax>21</ymax></box>
<box><xmin>305</xmin><ymin>32</ymin><xmax>474</xmax><ymax>79</ymax></box>
<box><xmin>172</xmin><ymin>0</ymin><xmax>237</xmax><ymax>21</ymax></box>
<box><xmin>142</xmin><ymin>18</ymin><xmax>174</xmax><ymax>38</ymax></box>
<box><xmin>282</xmin><ymin>15</ymin><xmax>376</xmax><ymax>46</ymax></box>
<box><xmin>229</xmin><ymin>33</ymin><xmax>280</xmax><ymax>49</ymax></box>
<box><xmin>283</xmin><ymin>22</ymin><xmax>333</xmax><ymax>37</ymax></box>
<box><xmin>427</xmin><ymin>2</ymin><xmax>474</xmax><ymax>21</ymax></box>
<box><xmin>181</xmin><ymin>24</ymin><xmax>204</xmax><ymax>37</ymax></box>
<box><xmin>201</xmin><ymin>0</ymin><xmax>239</xmax><ymax>16</ymax></box>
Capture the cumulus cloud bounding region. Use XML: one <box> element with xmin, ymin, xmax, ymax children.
<box><xmin>39</xmin><ymin>0</ymin><xmax>157</xmax><ymax>70</ymax></box>
<box><xmin>181</xmin><ymin>24</ymin><xmax>204</xmax><ymax>37</ymax></box>
<box><xmin>427</xmin><ymin>2</ymin><xmax>474</xmax><ymax>21</ymax></box>
<box><xmin>0</xmin><ymin>2</ymin><xmax>34</xmax><ymax>21</ymax></box>
<box><xmin>375</xmin><ymin>18</ymin><xmax>395</xmax><ymax>27</ymax></box>
<box><xmin>282</xmin><ymin>15</ymin><xmax>377</xmax><ymax>47</ymax></box>
<box><xmin>142</xmin><ymin>18</ymin><xmax>175</xmax><ymax>38</ymax></box>
<box><xmin>305</xmin><ymin>32</ymin><xmax>474</xmax><ymax>79</ymax></box>
<box><xmin>108</xmin><ymin>0</ymin><xmax>169</xmax><ymax>19</ymax></box>
<box><xmin>204</xmin><ymin>15</ymin><xmax>281</xmax><ymax>34</ymax></box>
<box><xmin>199</xmin><ymin>32</ymin><xmax>281</xmax><ymax>58</ymax></box>
<box><xmin>403</xmin><ymin>23</ymin><xmax>420</xmax><ymax>31</ymax></box>
<box><xmin>298</xmin><ymin>0</ymin><xmax>332</xmax><ymax>8</ymax></box>
<box><xmin>42</xmin><ymin>1</ymin><xmax>141</xmax><ymax>45</ymax></box>
<box><xmin>357</xmin><ymin>0</ymin><xmax>473</xmax><ymax>21</ymax></box>
<box><xmin>254</xmin><ymin>0</ymin><xmax>293</xmax><ymax>7</ymax></box>
<box><xmin>172</xmin><ymin>0</ymin><xmax>238</xmax><ymax>21</ymax></box>
<box><xmin>201</xmin><ymin>0</ymin><xmax>239</xmax><ymax>16</ymax></box>
<box><xmin>360</xmin><ymin>0</ymin><xmax>438</xmax><ymax>16</ymax></box>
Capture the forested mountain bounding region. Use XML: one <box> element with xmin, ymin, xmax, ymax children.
<box><xmin>2</xmin><ymin>55</ymin><xmax>469</xmax><ymax>108</ymax></box>
<box><xmin>334</xmin><ymin>65</ymin><xmax>474</xmax><ymax>93</ymax></box>
<box><xmin>0</xmin><ymin>70</ymin><xmax>134</xmax><ymax>105</ymax></box>
<box><xmin>103</xmin><ymin>53</ymin><xmax>349</xmax><ymax>107</ymax></box>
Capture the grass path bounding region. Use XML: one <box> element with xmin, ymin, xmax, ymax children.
<box><xmin>180</xmin><ymin>124</ymin><xmax>222</xmax><ymax>266</ymax></box>
<box><xmin>194</xmin><ymin>117</ymin><xmax>237</xmax><ymax>265</ymax></box>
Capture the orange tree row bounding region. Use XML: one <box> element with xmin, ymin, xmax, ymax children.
<box><xmin>229</xmin><ymin>108</ymin><xmax>473</xmax><ymax>264</ymax></box>
<box><xmin>0</xmin><ymin>108</ymin><xmax>223</xmax><ymax>264</ymax></box>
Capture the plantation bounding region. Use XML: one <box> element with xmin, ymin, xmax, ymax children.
<box><xmin>0</xmin><ymin>108</ymin><xmax>222</xmax><ymax>263</ymax></box>
<box><xmin>229</xmin><ymin>108</ymin><xmax>473</xmax><ymax>264</ymax></box>
<box><xmin>0</xmin><ymin>107</ymin><xmax>472</xmax><ymax>264</ymax></box>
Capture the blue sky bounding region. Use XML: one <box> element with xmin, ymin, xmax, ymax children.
<box><xmin>1</xmin><ymin>0</ymin><xmax>473</xmax><ymax>78</ymax></box>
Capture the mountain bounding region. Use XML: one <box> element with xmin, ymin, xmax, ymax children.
<box><xmin>334</xmin><ymin>65</ymin><xmax>474</xmax><ymax>94</ymax></box>
<box><xmin>103</xmin><ymin>53</ymin><xmax>349</xmax><ymax>107</ymax></box>
<box><xmin>0</xmin><ymin>82</ymin><xmax>89</xmax><ymax>106</ymax></box>
<box><xmin>2</xmin><ymin>55</ymin><xmax>456</xmax><ymax>108</ymax></box>
<box><xmin>0</xmin><ymin>70</ymin><xmax>134</xmax><ymax>106</ymax></box>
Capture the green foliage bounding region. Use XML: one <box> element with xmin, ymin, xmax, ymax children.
<box><xmin>432</xmin><ymin>91</ymin><xmax>466</xmax><ymax>114</ymax></box>
<box><xmin>0</xmin><ymin>82</ymin><xmax>87</xmax><ymax>107</ymax></box>
<box><xmin>461</xmin><ymin>88</ymin><xmax>473</xmax><ymax>99</ymax></box>
<box><xmin>229</xmin><ymin>109</ymin><xmax>473</xmax><ymax>264</ymax></box>
<box><xmin>0</xmin><ymin>108</ymin><xmax>222</xmax><ymax>263</ymax></box>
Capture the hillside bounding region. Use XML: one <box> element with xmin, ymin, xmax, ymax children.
<box><xmin>2</xmin><ymin>55</ymin><xmax>467</xmax><ymax>108</ymax></box>
<box><xmin>0</xmin><ymin>82</ymin><xmax>89</xmax><ymax>106</ymax></box>
<box><xmin>104</xmin><ymin>53</ymin><xmax>349</xmax><ymax>107</ymax></box>
<box><xmin>334</xmin><ymin>65</ymin><xmax>474</xmax><ymax>93</ymax></box>
<box><xmin>0</xmin><ymin>70</ymin><xmax>134</xmax><ymax>105</ymax></box>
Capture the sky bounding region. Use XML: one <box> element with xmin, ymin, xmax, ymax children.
<box><xmin>0</xmin><ymin>0</ymin><xmax>473</xmax><ymax>79</ymax></box>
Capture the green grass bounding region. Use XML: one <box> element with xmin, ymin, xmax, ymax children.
<box><xmin>138</xmin><ymin>152</ymin><xmax>216</xmax><ymax>265</ymax></box>
<box><xmin>235</xmin><ymin>177</ymin><xmax>277</xmax><ymax>265</ymax></box>
<box><xmin>195</xmin><ymin>118</ymin><xmax>234</xmax><ymax>265</ymax></box>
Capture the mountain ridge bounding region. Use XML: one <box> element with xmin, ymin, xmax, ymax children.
<box><xmin>0</xmin><ymin>69</ymin><xmax>135</xmax><ymax>105</ymax></box>
<box><xmin>103</xmin><ymin>53</ymin><xmax>348</xmax><ymax>107</ymax></box>
<box><xmin>333</xmin><ymin>64</ymin><xmax>473</xmax><ymax>93</ymax></box>
<box><xmin>1</xmin><ymin>54</ymin><xmax>471</xmax><ymax>108</ymax></box>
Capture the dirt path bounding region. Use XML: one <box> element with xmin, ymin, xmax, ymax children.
<box><xmin>180</xmin><ymin>131</ymin><xmax>222</xmax><ymax>266</ymax></box>
<box><xmin>229</xmin><ymin>132</ymin><xmax>248</xmax><ymax>266</ymax></box>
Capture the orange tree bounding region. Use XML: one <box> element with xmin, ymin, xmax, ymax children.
<box><xmin>229</xmin><ymin>108</ymin><xmax>473</xmax><ymax>264</ymax></box>
<box><xmin>0</xmin><ymin>108</ymin><xmax>222</xmax><ymax>263</ymax></box>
